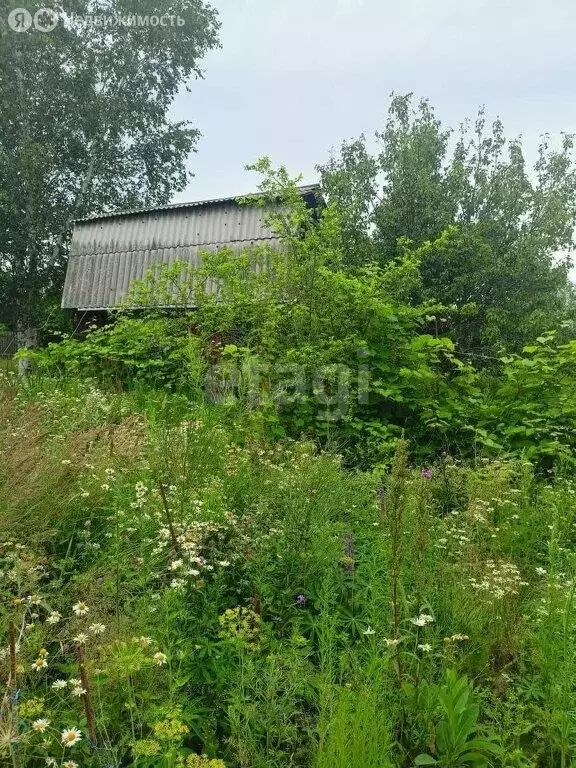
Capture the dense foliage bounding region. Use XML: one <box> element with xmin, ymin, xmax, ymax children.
<box><xmin>319</xmin><ymin>95</ymin><xmax>576</xmax><ymax>354</ymax></box>
<box><xmin>24</xmin><ymin>160</ymin><xmax>576</xmax><ymax>469</ymax></box>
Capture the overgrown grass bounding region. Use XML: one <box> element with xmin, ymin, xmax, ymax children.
<box><xmin>1</xmin><ymin>372</ymin><xmax>576</xmax><ymax>767</ymax></box>
<box><xmin>0</xmin><ymin>359</ymin><xmax>15</xmax><ymax>373</ymax></box>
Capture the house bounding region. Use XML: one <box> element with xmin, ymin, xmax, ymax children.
<box><xmin>61</xmin><ymin>185</ymin><xmax>320</xmax><ymax>324</ymax></box>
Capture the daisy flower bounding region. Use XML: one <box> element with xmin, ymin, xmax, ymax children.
<box><xmin>63</xmin><ymin>761</ymin><xmax>78</xmax><ymax>768</ymax></box>
<box><xmin>46</xmin><ymin>611</ymin><xmax>61</xmax><ymax>625</ymax></box>
<box><xmin>153</xmin><ymin>652</ymin><xmax>167</xmax><ymax>666</ymax></box>
<box><xmin>32</xmin><ymin>718</ymin><xmax>50</xmax><ymax>733</ymax></box>
<box><xmin>51</xmin><ymin>680</ymin><xmax>67</xmax><ymax>690</ymax></box>
<box><xmin>72</xmin><ymin>602</ymin><xmax>89</xmax><ymax>617</ymax></box>
<box><xmin>362</xmin><ymin>626</ymin><xmax>376</xmax><ymax>635</ymax></box>
<box><xmin>61</xmin><ymin>727</ymin><xmax>82</xmax><ymax>747</ymax></box>
<box><xmin>418</xmin><ymin>643</ymin><xmax>433</xmax><ymax>652</ymax></box>
<box><xmin>89</xmin><ymin>623</ymin><xmax>106</xmax><ymax>634</ymax></box>
<box><xmin>31</xmin><ymin>658</ymin><xmax>48</xmax><ymax>671</ymax></box>
<box><xmin>73</xmin><ymin>633</ymin><xmax>88</xmax><ymax>645</ymax></box>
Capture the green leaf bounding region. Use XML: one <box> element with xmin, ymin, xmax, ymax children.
<box><xmin>414</xmin><ymin>756</ymin><xmax>438</xmax><ymax>765</ymax></box>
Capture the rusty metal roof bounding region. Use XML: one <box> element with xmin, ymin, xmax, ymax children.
<box><xmin>62</xmin><ymin>185</ymin><xmax>320</xmax><ymax>310</ymax></box>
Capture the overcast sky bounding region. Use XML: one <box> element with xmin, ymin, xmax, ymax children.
<box><xmin>173</xmin><ymin>0</ymin><xmax>576</xmax><ymax>202</ymax></box>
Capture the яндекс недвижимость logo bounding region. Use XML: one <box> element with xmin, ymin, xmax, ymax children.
<box><xmin>8</xmin><ymin>7</ymin><xmax>58</xmax><ymax>32</ymax></box>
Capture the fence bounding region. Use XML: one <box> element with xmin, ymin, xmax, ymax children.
<box><xmin>0</xmin><ymin>332</ymin><xmax>19</xmax><ymax>358</ymax></box>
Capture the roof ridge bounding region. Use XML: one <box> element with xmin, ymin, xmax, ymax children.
<box><xmin>74</xmin><ymin>183</ymin><xmax>320</xmax><ymax>224</ymax></box>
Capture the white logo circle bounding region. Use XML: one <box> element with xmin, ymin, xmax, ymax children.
<box><xmin>34</xmin><ymin>7</ymin><xmax>58</xmax><ymax>32</ymax></box>
<box><xmin>8</xmin><ymin>8</ymin><xmax>33</xmax><ymax>32</ymax></box>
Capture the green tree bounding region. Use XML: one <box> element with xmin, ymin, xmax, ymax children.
<box><xmin>0</xmin><ymin>0</ymin><xmax>220</xmax><ymax>331</ymax></box>
<box><xmin>319</xmin><ymin>94</ymin><xmax>576</xmax><ymax>354</ymax></box>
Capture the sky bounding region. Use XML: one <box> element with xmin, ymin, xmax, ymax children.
<box><xmin>172</xmin><ymin>0</ymin><xmax>576</xmax><ymax>203</ymax></box>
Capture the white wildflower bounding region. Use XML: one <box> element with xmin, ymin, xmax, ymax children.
<box><xmin>72</xmin><ymin>602</ymin><xmax>89</xmax><ymax>616</ymax></box>
<box><xmin>32</xmin><ymin>718</ymin><xmax>50</xmax><ymax>733</ymax></box>
<box><xmin>61</xmin><ymin>727</ymin><xmax>82</xmax><ymax>747</ymax></box>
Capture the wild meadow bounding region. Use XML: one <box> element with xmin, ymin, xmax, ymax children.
<box><xmin>2</xmin><ymin>369</ymin><xmax>576</xmax><ymax>768</ymax></box>
<box><xmin>4</xmin><ymin>109</ymin><xmax>576</xmax><ymax>766</ymax></box>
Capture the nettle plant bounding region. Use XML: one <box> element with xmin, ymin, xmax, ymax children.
<box><xmin>480</xmin><ymin>330</ymin><xmax>576</xmax><ymax>465</ymax></box>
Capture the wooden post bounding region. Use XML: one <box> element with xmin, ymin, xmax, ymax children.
<box><xmin>76</xmin><ymin>645</ymin><xmax>97</xmax><ymax>747</ymax></box>
<box><xmin>16</xmin><ymin>328</ymin><xmax>37</xmax><ymax>378</ymax></box>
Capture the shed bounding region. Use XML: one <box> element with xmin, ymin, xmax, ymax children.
<box><xmin>61</xmin><ymin>184</ymin><xmax>320</xmax><ymax>314</ymax></box>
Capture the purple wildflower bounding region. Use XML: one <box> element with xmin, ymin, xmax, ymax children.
<box><xmin>296</xmin><ymin>594</ymin><xmax>307</xmax><ymax>606</ymax></box>
<box><xmin>421</xmin><ymin>469</ymin><xmax>432</xmax><ymax>480</ymax></box>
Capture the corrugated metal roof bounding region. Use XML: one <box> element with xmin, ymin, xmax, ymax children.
<box><xmin>62</xmin><ymin>186</ymin><xmax>319</xmax><ymax>310</ymax></box>
<box><xmin>70</xmin><ymin>202</ymin><xmax>277</xmax><ymax>257</ymax></box>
